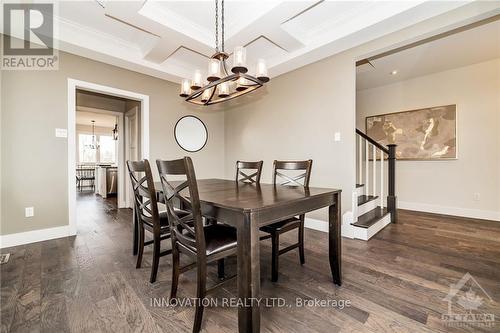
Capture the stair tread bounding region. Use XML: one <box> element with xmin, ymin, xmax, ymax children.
<box><xmin>356</xmin><ymin>184</ymin><xmax>364</xmax><ymax>188</ymax></box>
<box><xmin>357</xmin><ymin>195</ymin><xmax>378</xmax><ymax>206</ymax></box>
<box><xmin>352</xmin><ymin>207</ymin><xmax>389</xmax><ymax>228</ymax></box>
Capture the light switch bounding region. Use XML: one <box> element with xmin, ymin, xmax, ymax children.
<box><xmin>25</xmin><ymin>207</ymin><xmax>34</xmax><ymax>217</ymax></box>
<box><xmin>334</xmin><ymin>132</ymin><xmax>341</xmax><ymax>142</ymax></box>
<box><xmin>55</xmin><ymin>128</ymin><xmax>67</xmax><ymax>138</ymax></box>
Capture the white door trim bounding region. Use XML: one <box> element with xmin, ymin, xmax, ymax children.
<box><xmin>67</xmin><ymin>78</ymin><xmax>150</xmax><ymax>235</ymax></box>
<box><xmin>124</xmin><ymin>106</ymin><xmax>139</xmax><ymax>208</ymax></box>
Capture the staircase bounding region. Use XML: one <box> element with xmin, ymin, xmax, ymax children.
<box><xmin>344</xmin><ymin>129</ymin><xmax>397</xmax><ymax>241</ymax></box>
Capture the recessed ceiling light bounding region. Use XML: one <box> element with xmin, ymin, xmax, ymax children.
<box><xmin>390</xmin><ymin>70</ymin><xmax>398</xmax><ymax>75</ymax></box>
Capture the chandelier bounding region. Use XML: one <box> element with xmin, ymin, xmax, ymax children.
<box><xmin>179</xmin><ymin>0</ymin><xmax>270</xmax><ymax>105</ymax></box>
<box><xmin>85</xmin><ymin>120</ymin><xmax>99</xmax><ymax>149</ymax></box>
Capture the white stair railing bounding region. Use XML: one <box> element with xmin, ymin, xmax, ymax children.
<box><xmin>356</xmin><ymin>129</ymin><xmax>396</xmax><ymax>221</ymax></box>
<box><xmin>380</xmin><ymin>150</ymin><xmax>384</xmax><ymax>210</ymax></box>
<box><xmin>365</xmin><ymin>140</ymin><xmax>369</xmax><ymax>196</ymax></box>
<box><xmin>358</xmin><ymin>135</ymin><xmax>362</xmax><ymax>184</ymax></box>
<box><xmin>372</xmin><ymin>144</ymin><xmax>376</xmax><ymax>198</ymax></box>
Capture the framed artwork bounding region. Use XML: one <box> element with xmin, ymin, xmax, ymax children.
<box><xmin>366</xmin><ymin>105</ymin><xmax>457</xmax><ymax>160</ymax></box>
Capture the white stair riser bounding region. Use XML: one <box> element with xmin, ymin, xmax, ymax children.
<box><xmin>357</xmin><ymin>199</ymin><xmax>378</xmax><ymax>216</ymax></box>
<box><xmin>351</xmin><ymin>214</ymin><xmax>391</xmax><ymax>241</ymax></box>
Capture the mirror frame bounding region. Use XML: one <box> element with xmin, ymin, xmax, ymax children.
<box><xmin>174</xmin><ymin>115</ymin><xmax>208</xmax><ymax>153</ymax></box>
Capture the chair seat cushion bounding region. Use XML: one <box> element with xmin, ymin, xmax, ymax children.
<box><xmin>260</xmin><ymin>217</ymin><xmax>301</xmax><ymax>233</ymax></box>
<box><xmin>204</xmin><ymin>224</ymin><xmax>237</xmax><ymax>256</ymax></box>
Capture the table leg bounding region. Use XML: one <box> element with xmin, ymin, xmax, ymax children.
<box><xmin>329</xmin><ymin>192</ymin><xmax>342</xmax><ymax>285</ymax></box>
<box><xmin>236</xmin><ymin>212</ymin><xmax>261</xmax><ymax>333</ymax></box>
<box><xmin>133</xmin><ymin>206</ymin><xmax>138</xmax><ymax>256</ymax></box>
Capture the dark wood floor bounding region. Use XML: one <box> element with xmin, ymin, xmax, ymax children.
<box><xmin>1</xmin><ymin>193</ymin><xmax>499</xmax><ymax>332</ymax></box>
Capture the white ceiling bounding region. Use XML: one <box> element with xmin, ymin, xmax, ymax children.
<box><xmin>76</xmin><ymin>111</ymin><xmax>117</xmax><ymax>128</ymax></box>
<box><xmin>357</xmin><ymin>19</ymin><xmax>500</xmax><ymax>90</ymax></box>
<box><xmin>2</xmin><ymin>1</ymin><xmax>499</xmax><ymax>86</ymax></box>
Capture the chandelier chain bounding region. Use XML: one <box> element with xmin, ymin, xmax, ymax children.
<box><xmin>221</xmin><ymin>0</ymin><xmax>225</xmax><ymax>52</ymax></box>
<box><xmin>215</xmin><ymin>0</ymin><xmax>218</xmax><ymax>52</ymax></box>
<box><xmin>180</xmin><ymin>0</ymin><xmax>268</xmax><ymax>105</ymax></box>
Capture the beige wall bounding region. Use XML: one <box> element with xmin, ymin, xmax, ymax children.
<box><xmin>221</xmin><ymin>6</ymin><xmax>499</xmax><ymax>224</ymax></box>
<box><xmin>357</xmin><ymin>58</ymin><xmax>500</xmax><ymax>219</ymax></box>
<box><xmin>1</xmin><ymin>50</ymin><xmax>225</xmax><ymax>235</ymax></box>
<box><xmin>224</xmin><ymin>52</ymin><xmax>356</xmax><ymax>221</ymax></box>
<box><xmin>2</xmin><ymin>5</ymin><xmax>497</xmax><ymax>237</ymax></box>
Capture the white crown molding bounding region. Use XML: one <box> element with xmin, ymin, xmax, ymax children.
<box><xmin>57</xmin><ymin>15</ymin><xmax>144</xmax><ymax>53</ymax></box>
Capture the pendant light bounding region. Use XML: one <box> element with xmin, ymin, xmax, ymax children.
<box><xmin>179</xmin><ymin>0</ymin><xmax>270</xmax><ymax>105</ymax></box>
<box><xmin>112</xmin><ymin>123</ymin><xmax>118</xmax><ymax>140</ymax></box>
<box><xmin>84</xmin><ymin>120</ymin><xmax>99</xmax><ymax>150</ymax></box>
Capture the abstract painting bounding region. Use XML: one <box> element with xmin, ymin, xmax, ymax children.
<box><xmin>366</xmin><ymin>105</ymin><xmax>457</xmax><ymax>160</ymax></box>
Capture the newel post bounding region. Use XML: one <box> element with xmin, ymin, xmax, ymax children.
<box><xmin>387</xmin><ymin>144</ymin><xmax>397</xmax><ymax>223</ymax></box>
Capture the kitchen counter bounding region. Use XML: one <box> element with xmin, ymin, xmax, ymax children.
<box><xmin>95</xmin><ymin>166</ymin><xmax>117</xmax><ymax>198</ymax></box>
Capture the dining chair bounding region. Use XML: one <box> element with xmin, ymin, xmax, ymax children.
<box><xmin>126</xmin><ymin>159</ymin><xmax>172</xmax><ymax>283</ymax></box>
<box><xmin>76</xmin><ymin>165</ymin><xmax>95</xmax><ymax>192</ymax></box>
<box><xmin>260</xmin><ymin>159</ymin><xmax>313</xmax><ymax>282</ymax></box>
<box><xmin>235</xmin><ymin>160</ymin><xmax>263</xmax><ymax>184</ymax></box>
<box><xmin>157</xmin><ymin>157</ymin><xmax>237</xmax><ymax>333</ymax></box>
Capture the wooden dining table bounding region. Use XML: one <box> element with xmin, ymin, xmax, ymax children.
<box><xmin>132</xmin><ymin>178</ymin><xmax>342</xmax><ymax>333</ymax></box>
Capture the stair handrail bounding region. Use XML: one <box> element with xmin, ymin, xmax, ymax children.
<box><xmin>356</xmin><ymin>129</ymin><xmax>389</xmax><ymax>154</ymax></box>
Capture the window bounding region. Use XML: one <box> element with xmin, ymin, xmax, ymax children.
<box><xmin>78</xmin><ymin>134</ymin><xmax>116</xmax><ymax>164</ymax></box>
<box><xmin>99</xmin><ymin>135</ymin><xmax>116</xmax><ymax>163</ymax></box>
<box><xmin>79</xmin><ymin>134</ymin><xmax>97</xmax><ymax>163</ymax></box>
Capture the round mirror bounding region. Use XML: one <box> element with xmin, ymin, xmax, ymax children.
<box><xmin>174</xmin><ymin>116</ymin><xmax>208</xmax><ymax>152</ymax></box>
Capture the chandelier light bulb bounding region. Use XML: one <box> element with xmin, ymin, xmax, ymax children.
<box><xmin>231</xmin><ymin>46</ymin><xmax>248</xmax><ymax>73</ymax></box>
<box><xmin>201</xmin><ymin>88</ymin><xmax>212</xmax><ymax>103</ymax></box>
<box><xmin>256</xmin><ymin>59</ymin><xmax>270</xmax><ymax>82</ymax></box>
<box><xmin>180</xmin><ymin>78</ymin><xmax>191</xmax><ymax>97</ymax></box>
<box><xmin>207</xmin><ymin>59</ymin><xmax>221</xmax><ymax>81</ymax></box>
<box><xmin>236</xmin><ymin>76</ymin><xmax>248</xmax><ymax>91</ymax></box>
<box><xmin>191</xmin><ymin>70</ymin><xmax>203</xmax><ymax>90</ymax></box>
<box><xmin>218</xmin><ymin>82</ymin><xmax>230</xmax><ymax>98</ymax></box>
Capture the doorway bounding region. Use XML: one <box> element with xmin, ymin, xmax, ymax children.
<box><xmin>67</xmin><ymin>79</ymin><xmax>150</xmax><ymax>235</ymax></box>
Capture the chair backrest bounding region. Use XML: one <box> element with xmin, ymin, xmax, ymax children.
<box><xmin>235</xmin><ymin>160</ymin><xmax>263</xmax><ymax>184</ymax></box>
<box><xmin>126</xmin><ymin>159</ymin><xmax>160</xmax><ymax>230</ymax></box>
<box><xmin>76</xmin><ymin>166</ymin><xmax>95</xmax><ymax>179</ymax></box>
<box><xmin>273</xmin><ymin>160</ymin><xmax>313</xmax><ymax>188</ymax></box>
<box><xmin>156</xmin><ymin>157</ymin><xmax>205</xmax><ymax>256</ymax></box>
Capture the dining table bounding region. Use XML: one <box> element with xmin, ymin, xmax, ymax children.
<box><xmin>132</xmin><ymin>178</ymin><xmax>342</xmax><ymax>333</ymax></box>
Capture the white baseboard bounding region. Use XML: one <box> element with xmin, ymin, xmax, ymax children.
<box><xmin>0</xmin><ymin>225</ymin><xmax>75</xmax><ymax>249</ymax></box>
<box><xmin>398</xmin><ymin>201</ymin><xmax>500</xmax><ymax>222</ymax></box>
<box><xmin>305</xmin><ymin>212</ymin><xmax>354</xmax><ymax>236</ymax></box>
<box><xmin>304</xmin><ymin>217</ymin><xmax>329</xmax><ymax>233</ymax></box>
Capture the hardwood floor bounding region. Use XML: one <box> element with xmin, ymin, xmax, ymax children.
<box><xmin>1</xmin><ymin>193</ymin><xmax>499</xmax><ymax>332</ymax></box>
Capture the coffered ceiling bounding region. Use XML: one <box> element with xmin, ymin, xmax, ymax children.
<box><xmin>3</xmin><ymin>1</ymin><xmax>497</xmax><ymax>84</ymax></box>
